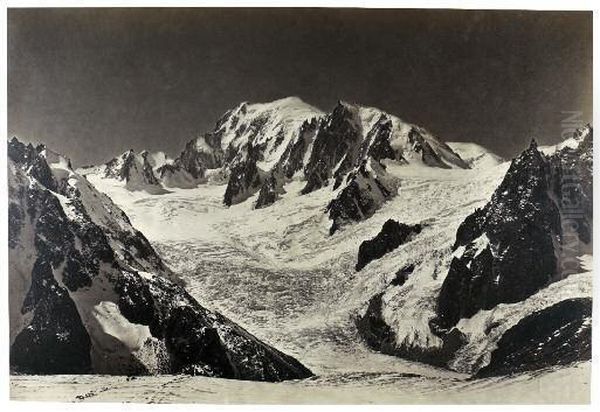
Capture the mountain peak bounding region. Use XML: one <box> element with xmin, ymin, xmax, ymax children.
<box><xmin>268</xmin><ymin>96</ymin><xmax>310</xmax><ymax>106</ymax></box>
<box><xmin>529</xmin><ymin>138</ymin><xmax>538</xmax><ymax>149</ymax></box>
<box><xmin>243</xmin><ymin>96</ymin><xmax>324</xmax><ymax>119</ymax></box>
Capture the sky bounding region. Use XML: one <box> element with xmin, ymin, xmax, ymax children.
<box><xmin>8</xmin><ymin>8</ymin><xmax>592</xmax><ymax>167</ymax></box>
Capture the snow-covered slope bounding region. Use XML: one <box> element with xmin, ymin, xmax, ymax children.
<box><xmin>82</xmin><ymin>148</ymin><xmax>507</xmax><ymax>375</ymax></box>
<box><xmin>219</xmin><ymin>96</ymin><xmax>324</xmax><ymax>171</ymax></box>
<box><xmin>8</xmin><ymin>137</ymin><xmax>312</xmax><ymax>381</ymax></box>
<box><xmin>156</xmin><ymin>134</ymin><xmax>224</xmax><ymax>188</ymax></box>
<box><xmin>447</xmin><ymin>142</ymin><xmax>503</xmax><ymax>169</ymax></box>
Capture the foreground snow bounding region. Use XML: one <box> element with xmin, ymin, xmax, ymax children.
<box><xmin>10</xmin><ymin>361</ymin><xmax>590</xmax><ymax>404</ymax></box>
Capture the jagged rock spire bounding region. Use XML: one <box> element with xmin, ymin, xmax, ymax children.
<box><xmin>529</xmin><ymin>137</ymin><xmax>538</xmax><ymax>149</ymax></box>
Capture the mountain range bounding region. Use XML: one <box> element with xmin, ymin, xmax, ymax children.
<box><xmin>9</xmin><ymin>97</ymin><xmax>592</xmax><ymax>380</ymax></box>
<box><xmin>81</xmin><ymin>97</ymin><xmax>482</xmax><ymax>234</ymax></box>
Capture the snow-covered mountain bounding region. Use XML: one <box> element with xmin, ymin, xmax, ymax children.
<box><xmin>84</xmin><ymin>97</ymin><xmax>470</xmax><ymax>233</ymax></box>
<box><xmin>7</xmin><ymin>137</ymin><xmax>312</xmax><ymax>380</ymax></box>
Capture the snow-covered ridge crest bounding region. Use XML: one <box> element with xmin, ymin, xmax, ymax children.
<box><xmin>216</xmin><ymin>97</ymin><xmax>471</xmax><ymax>224</ymax></box>
<box><xmin>84</xmin><ymin>96</ymin><xmax>470</xmax><ymax>191</ymax></box>
<box><xmin>447</xmin><ymin>142</ymin><xmax>504</xmax><ymax>169</ymax></box>
<box><xmin>218</xmin><ymin>96</ymin><xmax>324</xmax><ymax>158</ymax></box>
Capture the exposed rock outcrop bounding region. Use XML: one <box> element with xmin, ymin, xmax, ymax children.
<box><xmin>433</xmin><ymin>130</ymin><xmax>592</xmax><ymax>332</ymax></box>
<box><xmin>223</xmin><ymin>143</ymin><xmax>264</xmax><ymax>206</ymax></box>
<box><xmin>355</xmin><ymin>292</ymin><xmax>466</xmax><ymax>367</ymax></box>
<box><xmin>105</xmin><ymin>150</ymin><xmax>161</xmax><ymax>188</ymax></box>
<box><xmin>327</xmin><ymin>161</ymin><xmax>400</xmax><ymax>235</ymax></box>
<box><xmin>158</xmin><ymin>134</ymin><xmax>224</xmax><ymax>188</ymax></box>
<box><xmin>302</xmin><ymin>102</ymin><xmax>365</xmax><ymax>194</ymax></box>
<box><xmin>475</xmin><ymin>298</ymin><xmax>592</xmax><ymax>378</ymax></box>
<box><xmin>255</xmin><ymin>170</ymin><xmax>286</xmax><ymax>209</ymax></box>
<box><xmin>355</xmin><ymin>219</ymin><xmax>423</xmax><ymax>271</ymax></box>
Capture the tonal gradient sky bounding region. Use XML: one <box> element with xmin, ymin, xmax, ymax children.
<box><xmin>8</xmin><ymin>8</ymin><xmax>592</xmax><ymax>166</ymax></box>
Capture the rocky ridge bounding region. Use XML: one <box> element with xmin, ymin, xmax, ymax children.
<box><xmin>8</xmin><ymin>137</ymin><xmax>312</xmax><ymax>381</ymax></box>
<box><xmin>357</xmin><ymin>126</ymin><xmax>593</xmax><ymax>376</ymax></box>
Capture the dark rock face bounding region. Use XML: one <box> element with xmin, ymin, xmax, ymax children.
<box><xmin>8</xmin><ymin>202</ymin><xmax>24</xmax><ymax>248</ymax></box>
<box><xmin>114</xmin><ymin>270</ymin><xmax>157</xmax><ymax>331</ymax></box>
<box><xmin>8</xmin><ymin>138</ymin><xmax>59</xmax><ymax>191</ymax></box>
<box><xmin>166</xmin><ymin>307</ymin><xmax>234</xmax><ymax>376</ymax></box>
<box><xmin>156</xmin><ymin>163</ymin><xmax>179</xmax><ymax>178</ymax></box>
<box><xmin>476</xmin><ymin>298</ymin><xmax>592</xmax><ymax>378</ymax></box>
<box><xmin>253</xmin><ymin>120</ymin><xmax>321</xmax><ymax>209</ymax></box>
<box><xmin>8</xmin><ymin>137</ymin><xmax>313</xmax><ymax>381</ymax></box>
<box><xmin>408</xmin><ymin>128</ymin><xmax>451</xmax><ymax>169</ymax></box>
<box><xmin>255</xmin><ymin>171</ymin><xmax>285</xmax><ymax>209</ymax></box>
<box><xmin>11</xmin><ymin>257</ymin><xmax>92</xmax><ymax>374</ymax></box>
<box><xmin>280</xmin><ymin>118</ymin><xmax>320</xmax><ymax>179</ymax></box>
<box><xmin>548</xmin><ymin>126</ymin><xmax>593</xmax><ymax>255</ymax></box>
<box><xmin>223</xmin><ymin>143</ymin><xmax>264</xmax><ymax>206</ymax></box>
<box><xmin>173</xmin><ymin>134</ymin><xmax>224</xmax><ymax>180</ymax></box>
<box><xmin>9</xmin><ymin>155</ymin><xmax>98</xmax><ymax>374</ymax></box>
<box><xmin>154</xmin><ymin>129</ymin><xmax>224</xmax><ymax>188</ymax></box>
<box><xmin>433</xmin><ymin>137</ymin><xmax>589</xmax><ymax>332</ymax></box>
<box><xmin>391</xmin><ymin>264</ymin><xmax>416</xmax><ymax>287</ymax></box>
<box><xmin>332</xmin><ymin>114</ymin><xmax>398</xmax><ymax>190</ymax></box>
<box><xmin>355</xmin><ymin>293</ymin><xmax>395</xmax><ymax>353</ymax></box>
<box><xmin>356</xmin><ymin>292</ymin><xmax>466</xmax><ymax>367</ymax></box>
<box><xmin>408</xmin><ymin>127</ymin><xmax>469</xmax><ymax>169</ymax></box>
<box><xmin>327</xmin><ymin>161</ymin><xmax>399</xmax><ymax>235</ymax></box>
<box><xmin>366</xmin><ymin>116</ymin><xmax>397</xmax><ymax>162</ymax></box>
<box><xmin>300</xmin><ymin>103</ymin><xmax>464</xmax><ymax>232</ymax></box>
<box><xmin>302</xmin><ymin>102</ymin><xmax>363</xmax><ymax>194</ymax></box>
<box><xmin>356</xmin><ymin>220</ymin><xmax>423</xmax><ymax>271</ymax></box>
<box><xmin>139</xmin><ymin>153</ymin><xmax>161</xmax><ymax>185</ymax></box>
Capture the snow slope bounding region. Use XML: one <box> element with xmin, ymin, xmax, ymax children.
<box><xmin>10</xmin><ymin>361</ymin><xmax>591</xmax><ymax>404</ymax></box>
<box><xmin>447</xmin><ymin>142</ymin><xmax>504</xmax><ymax>169</ymax></box>
<box><xmin>219</xmin><ymin>96</ymin><xmax>324</xmax><ymax>171</ymax></box>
